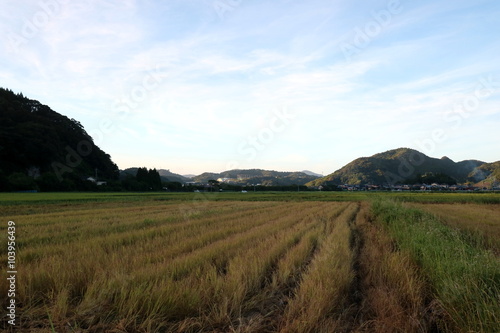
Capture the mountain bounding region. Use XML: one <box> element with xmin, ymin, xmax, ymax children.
<box><xmin>193</xmin><ymin>169</ymin><xmax>319</xmax><ymax>186</ymax></box>
<box><xmin>0</xmin><ymin>88</ymin><xmax>119</xmax><ymax>191</ymax></box>
<box><xmin>307</xmin><ymin>148</ymin><xmax>491</xmax><ymax>186</ymax></box>
<box><xmin>470</xmin><ymin>161</ymin><xmax>500</xmax><ymax>187</ymax></box>
<box><xmin>120</xmin><ymin>168</ymin><xmax>190</xmax><ymax>183</ymax></box>
<box><xmin>158</xmin><ymin>169</ymin><xmax>192</xmax><ymax>183</ymax></box>
<box><xmin>301</xmin><ymin>170</ymin><xmax>323</xmax><ymax>177</ymax></box>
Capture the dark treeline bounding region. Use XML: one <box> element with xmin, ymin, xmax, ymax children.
<box><xmin>402</xmin><ymin>172</ymin><xmax>457</xmax><ymax>185</ymax></box>
<box><xmin>121</xmin><ymin>168</ymin><xmax>163</xmax><ymax>191</ymax></box>
<box><xmin>185</xmin><ymin>182</ymin><xmax>311</xmax><ymax>193</ymax></box>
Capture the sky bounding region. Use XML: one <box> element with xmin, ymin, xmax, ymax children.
<box><xmin>1</xmin><ymin>0</ymin><xmax>499</xmax><ymax>176</ymax></box>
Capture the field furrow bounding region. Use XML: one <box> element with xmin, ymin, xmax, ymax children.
<box><xmin>2</xmin><ymin>201</ymin><xmax>354</xmax><ymax>331</ymax></box>
<box><xmin>349</xmin><ymin>202</ymin><xmax>436</xmax><ymax>332</ymax></box>
<box><xmin>12</xmin><ymin>203</ymin><xmax>301</xmax><ymax>310</ymax></box>
<box><xmin>278</xmin><ymin>202</ymin><xmax>359</xmax><ymax>333</ymax></box>
<box><xmin>144</xmin><ymin>203</ymin><xmax>350</xmax><ymax>332</ymax></box>
<box><xmin>243</xmin><ymin>206</ymin><xmax>346</xmax><ymax>333</ymax></box>
<box><xmin>12</xmin><ymin>201</ymin><xmax>277</xmax><ymax>249</ymax></box>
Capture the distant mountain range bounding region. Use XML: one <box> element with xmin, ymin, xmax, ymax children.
<box><xmin>119</xmin><ymin>168</ymin><xmax>320</xmax><ymax>186</ymax></box>
<box><xmin>301</xmin><ymin>170</ymin><xmax>323</xmax><ymax>177</ymax></box>
<box><xmin>120</xmin><ymin>168</ymin><xmax>191</xmax><ymax>184</ymax></box>
<box><xmin>192</xmin><ymin>169</ymin><xmax>319</xmax><ymax>186</ymax></box>
<box><xmin>114</xmin><ymin>149</ymin><xmax>500</xmax><ymax>189</ymax></box>
<box><xmin>307</xmin><ymin>148</ymin><xmax>499</xmax><ymax>187</ymax></box>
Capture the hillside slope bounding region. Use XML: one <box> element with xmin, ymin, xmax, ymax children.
<box><xmin>0</xmin><ymin>88</ymin><xmax>119</xmax><ymax>190</ymax></box>
<box><xmin>470</xmin><ymin>161</ymin><xmax>500</xmax><ymax>187</ymax></box>
<box><xmin>307</xmin><ymin>148</ymin><xmax>488</xmax><ymax>186</ymax></box>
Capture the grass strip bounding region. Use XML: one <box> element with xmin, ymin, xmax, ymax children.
<box><xmin>372</xmin><ymin>199</ymin><xmax>500</xmax><ymax>332</ymax></box>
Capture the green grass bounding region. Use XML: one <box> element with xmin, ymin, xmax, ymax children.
<box><xmin>372</xmin><ymin>199</ymin><xmax>500</xmax><ymax>332</ymax></box>
<box><xmin>384</xmin><ymin>192</ymin><xmax>500</xmax><ymax>204</ymax></box>
<box><xmin>1</xmin><ymin>190</ymin><xmax>499</xmax><ymax>206</ymax></box>
<box><xmin>0</xmin><ymin>192</ymin><xmax>166</xmax><ymax>205</ymax></box>
<box><xmin>0</xmin><ymin>191</ymin><xmax>366</xmax><ymax>205</ymax></box>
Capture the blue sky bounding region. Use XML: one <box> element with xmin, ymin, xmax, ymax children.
<box><xmin>1</xmin><ymin>0</ymin><xmax>499</xmax><ymax>175</ymax></box>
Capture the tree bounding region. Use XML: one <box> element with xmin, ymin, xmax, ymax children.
<box><xmin>163</xmin><ymin>181</ymin><xmax>183</xmax><ymax>191</ymax></box>
<box><xmin>208</xmin><ymin>179</ymin><xmax>220</xmax><ymax>192</ymax></box>
<box><xmin>7</xmin><ymin>172</ymin><xmax>37</xmax><ymax>191</ymax></box>
<box><xmin>135</xmin><ymin>167</ymin><xmax>162</xmax><ymax>190</ymax></box>
<box><xmin>36</xmin><ymin>172</ymin><xmax>63</xmax><ymax>191</ymax></box>
<box><xmin>148</xmin><ymin>168</ymin><xmax>162</xmax><ymax>190</ymax></box>
<box><xmin>404</xmin><ymin>172</ymin><xmax>456</xmax><ymax>185</ymax></box>
<box><xmin>136</xmin><ymin>167</ymin><xmax>149</xmax><ymax>183</ymax></box>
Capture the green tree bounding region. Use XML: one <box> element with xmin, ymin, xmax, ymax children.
<box><xmin>135</xmin><ymin>167</ymin><xmax>162</xmax><ymax>190</ymax></box>
<box><xmin>208</xmin><ymin>179</ymin><xmax>220</xmax><ymax>192</ymax></box>
<box><xmin>148</xmin><ymin>168</ymin><xmax>162</xmax><ymax>190</ymax></box>
<box><xmin>136</xmin><ymin>167</ymin><xmax>149</xmax><ymax>183</ymax></box>
<box><xmin>7</xmin><ymin>172</ymin><xmax>37</xmax><ymax>191</ymax></box>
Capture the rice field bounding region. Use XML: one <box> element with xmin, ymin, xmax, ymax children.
<box><xmin>0</xmin><ymin>193</ymin><xmax>498</xmax><ymax>332</ymax></box>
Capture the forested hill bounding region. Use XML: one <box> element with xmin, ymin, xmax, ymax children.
<box><xmin>0</xmin><ymin>88</ymin><xmax>119</xmax><ymax>191</ymax></box>
<box><xmin>193</xmin><ymin>169</ymin><xmax>319</xmax><ymax>186</ymax></box>
<box><xmin>307</xmin><ymin>148</ymin><xmax>496</xmax><ymax>186</ymax></box>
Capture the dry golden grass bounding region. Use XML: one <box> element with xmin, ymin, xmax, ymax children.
<box><xmin>2</xmin><ymin>196</ymin><xmax>497</xmax><ymax>332</ymax></box>
<box><xmin>279</xmin><ymin>203</ymin><xmax>359</xmax><ymax>332</ymax></box>
<box><xmin>0</xmin><ymin>200</ymin><xmax>355</xmax><ymax>331</ymax></box>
